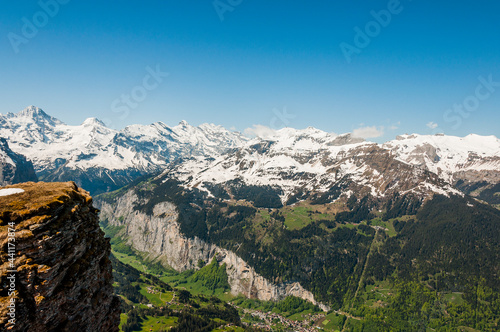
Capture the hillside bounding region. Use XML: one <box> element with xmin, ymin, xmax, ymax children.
<box><xmin>97</xmin><ymin>171</ymin><xmax>500</xmax><ymax>330</ymax></box>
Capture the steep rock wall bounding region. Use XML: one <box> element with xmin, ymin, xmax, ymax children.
<box><xmin>0</xmin><ymin>182</ymin><xmax>120</xmax><ymax>331</ymax></box>
<box><xmin>0</xmin><ymin>138</ymin><xmax>37</xmax><ymax>186</ymax></box>
<box><xmin>98</xmin><ymin>192</ymin><xmax>329</xmax><ymax>311</ymax></box>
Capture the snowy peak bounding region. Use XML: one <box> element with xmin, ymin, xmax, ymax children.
<box><xmin>161</xmin><ymin>131</ymin><xmax>500</xmax><ymax>208</ymax></box>
<box><xmin>18</xmin><ymin>105</ymin><xmax>46</xmax><ymax>117</ymax></box>
<box><xmin>246</xmin><ymin>127</ymin><xmax>365</xmax><ymax>154</ymax></box>
<box><xmin>1</xmin><ymin>106</ymin><xmax>499</xmax><ymax>199</ymax></box>
<box><xmin>81</xmin><ymin>117</ymin><xmax>107</xmax><ymax>128</ymax></box>
<box><xmin>385</xmin><ymin>133</ymin><xmax>500</xmax><ymax>170</ymax></box>
<box><xmin>392</xmin><ymin>133</ymin><xmax>500</xmax><ymax>150</ymax></box>
<box><xmin>9</xmin><ymin>105</ymin><xmax>63</xmax><ymax>126</ymax></box>
<box><xmin>383</xmin><ymin>133</ymin><xmax>500</xmax><ymax>196</ymax></box>
<box><xmin>165</xmin><ymin>136</ymin><xmax>458</xmax><ymax>208</ymax></box>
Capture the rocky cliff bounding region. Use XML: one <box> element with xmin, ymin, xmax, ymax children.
<box><xmin>0</xmin><ymin>138</ymin><xmax>37</xmax><ymax>186</ymax></box>
<box><xmin>0</xmin><ymin>182</ymin><xmax>120</xmax><ymax>331</ymax></box>
<box><xmin>98</xmin><ymin>192</ymin><xmax>329</xmax><ymax>311</ymax></box>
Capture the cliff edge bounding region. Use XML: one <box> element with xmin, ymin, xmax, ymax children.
<box><xmin>0</xmin><ymin>182</ymin><xmax>120</xmax><ymax>331</ymax></box>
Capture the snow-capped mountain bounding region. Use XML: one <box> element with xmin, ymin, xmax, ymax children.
<box><xmin>162</xmin><ymin>130</ymin><xmax>500</xmax><ymax>207</ymax></box>
<box><xmin>384</xmin><ymin>134</ymin><xmax>500</xmax><ymax>202</ymax></box>
<box><xmin>1</xmin><ymin>106</ymin><xmax>499</xmax><ymax>203</ymax></box>
<box><xmin>0</xmin><ymin>106</ymin><xmax>247</xmax><ymax>194</ymax></box>
<box><xmin>385</xmin><ymin>134</ymin><xmax>500</xmax><ymax>181</ymax></box>
<box><xmin>164</xmin><ymin>128</ymin><xmax>462</xmax><ymax>207</ymax></box>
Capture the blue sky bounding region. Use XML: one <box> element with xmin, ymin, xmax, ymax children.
<box><xmin>1</xmin><ymin>0</ymin><xmax>499</xmax><ymax>142</ymax></box>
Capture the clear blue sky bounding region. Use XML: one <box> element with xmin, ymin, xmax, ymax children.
<box><xmin>1</xmin><ymin>0</ymin><xmax>499</xmax><ymax>142</ymax></box>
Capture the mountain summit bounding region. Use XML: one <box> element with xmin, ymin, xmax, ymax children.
<box><xmin>13</xmin><ymin>105</ymin><xmax>63</xmax><ymax>126</ymax></box>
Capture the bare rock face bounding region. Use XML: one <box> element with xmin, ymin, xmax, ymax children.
<box><xmin>0</xmin><ymin>182</ymin><xmax>120</xmax><ymax>331</ymax></box>
<box><xmin>0</xmin><ymin>138</ymin><xmax>37</xmax><ymax>186</ymax></box>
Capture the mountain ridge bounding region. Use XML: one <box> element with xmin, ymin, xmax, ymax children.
<box><xmin>0</xmin><ymin>106</ymin><xmax>248</xmax><ymax>194</ymax></box>
<box><xmin>1</xmin><ymin>106</ymin><xmax>499</xmax><ymax>200</ymax></box>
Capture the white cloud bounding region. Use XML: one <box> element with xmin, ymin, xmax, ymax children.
<box><xmin>389</xmin><ymin>121</ymin><xmax>400</xmax><ymax>130</ymax></box>
<box><xmin>426</xmin><ymin>122</ymin><xmax>438</xmax><ymax>129</ymax></box>
<box><xmin>244</xmin><ymin>124</ymin><xmax>277</xmax><ymax>138</ymax></box>
<box><xmin>352</xmin><ymin>126</ymin><xmax>384</xmax><ymax>139</ymax></box>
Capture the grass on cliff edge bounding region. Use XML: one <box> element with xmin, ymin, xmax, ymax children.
<box><xmin>0</xmin><ymin>181</ymin><xmax>90</xmax><ymax>226</ymax></box>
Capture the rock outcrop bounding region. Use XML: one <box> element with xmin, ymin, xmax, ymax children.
<box><xmin>0</xmin><ymin>138</ymin><xmax>37</xmax><ymax>186</ymax></box>
<box><xmin>98</xmin><ymin>193</ymin><xmax>329</xmax><ymax>311</ymax></box>
<box><xmin>0</xmin><ymin>182</ymin><xmax>120</xmax><ymax>331</ymax></box>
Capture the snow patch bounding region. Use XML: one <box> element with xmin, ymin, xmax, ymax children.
<box><xmin>0</xmin><ymin>188</ymin><xmax>25</xmax><ymax>196</ymax></box>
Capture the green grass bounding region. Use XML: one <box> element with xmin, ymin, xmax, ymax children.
<box><xmin>318</xmin><ymin>312</ymin><xmax>346</xmax><ymax>331</ymax></box>
<box><xmin>344</xmin><ymin>317</ymin><xmax>363</xmax><ymax>330</ymax></box>
<box><xmin>112</xmin><ymin>249</ymin><xmax>173</xmax><ymax>277</ymax></box>
<box><xmin>138</xmin><ymin>315</ymin><xmax>177</xmax><ymax>331</ymax></box>
<box><xmin>368</xmin><ymin>218</ymin><xmax>397</xmax><ymax>237</ymax></box>
<box><xmin>113</xmin><ymin>250</ymin><xmax>150</xmax><ymax>274</ymax></box>
<box><xmin>258</xmin><ymin>209</ymin><xmax>271</xmax><ymax>221</ymax></box>
<box><xmin>275</xmin><ymin>205</ymin><xmax>336</xmax><ymax>230</ymax></box>
<box><xmin>443</xmin><ymin>292</ymin><xmax>464</xmax><ymax>305</ymax></box>
<box><xmin>456</xmin><ymin>327</ymin><xmax>482</xmax><ymax>332</ymax></box>
<box><xmin>360</xmin><ymin>279</ymin><xmax>394</xmax><ymax>309</ymax></box>
<box><xmin>287</xmin><ymin>309</ymin><xmax>316</xmax><ymax>321</ymax></box>
<box><xmin>283</xmin><ymin>206</ymin><xmax>315</xmax><ymax>230</ymax></box>
<box><xmin>179</xmin><ymin>278</ymin><xmax>233</xmax><ymax>301</ymax></box>
<box><xmin>159</xmin><ymin>269</ymin><xmax>234</xmax><ymax>301</ymax></box>
<box><xmin>112</xmin><ymin>249</ymin><xmax>235</xmax><ymax>302</ymax></box>
<box><xmin>139</xmin><ymin>285</ymin><xmax>174</xmax><ymax>306</ymax></box>
<box><xmin>119</xmin><ymin>313</ymin><xmax>128</xmax><ymax>331</ymax></box>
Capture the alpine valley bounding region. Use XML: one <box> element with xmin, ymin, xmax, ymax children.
<box><xmin>2</xmin><ymin>106</ymin><xmax>500</xmax><ymax>331</ymax></box>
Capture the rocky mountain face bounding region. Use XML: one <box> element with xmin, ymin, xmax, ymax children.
<box><xmin>0</xmin><ymin>182</ymin><xmax>120</xmax><ymax>331</ymax></box>
<box><xmin>98</xmin><ymin>191</ymin><xmax>329</xmax><ymax>311</ymax></box>
<box><xmin>384</xmin><ymin>134</ymin><xmax>500</xmax><ymax>204</ymax></box>
<box><xmin>0</xmin><ymin>138</ymin><xmax>37</xmax><ymax>186</ymax></box>
<box><xmin>0</xmin><ymin>106</ymin><xmax>248</xmax><ymax>195</ymax></box>
<box><xmin>163</xmin><ymin>131</ymin><xmax>461</xmax><ymax>209</ymax></box>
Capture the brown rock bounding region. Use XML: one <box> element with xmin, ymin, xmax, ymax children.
<box><xmin>0</xmin><ymin>182</ymin><xmax>120</xmax><ymax>331</ymax></box>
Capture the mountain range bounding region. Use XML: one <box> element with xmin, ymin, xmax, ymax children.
<box><xmin>0</xmin><ymin>106</ymin><xmax>247</xmax><ymax>194</ymax></box>
<box><xmin>1</xmin><ymin>106</ymin><xmax>499</xmax><ymax>203</ymax></box>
